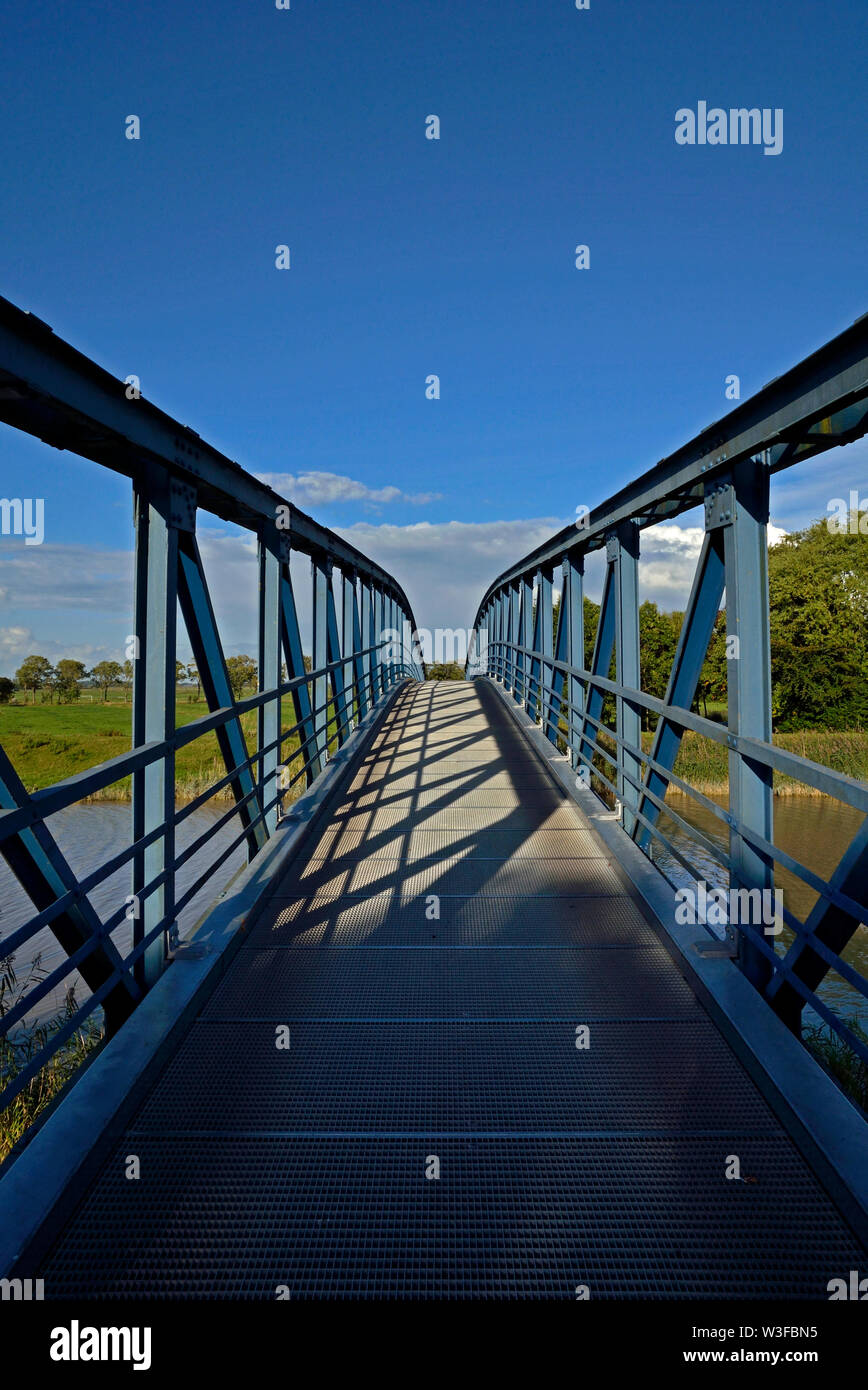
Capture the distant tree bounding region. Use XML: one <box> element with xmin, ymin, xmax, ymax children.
<box><xmin>55</xmin><ymin>659</ymin><xmax>88</xmax><ymax>703</ymax></box>
<box><xmin>15</xmin><ymin>654</ymin><xmax>54</xmax><ymax>704</ymax></box>
<box><xmin>226</xmin><ymin>654</ymin><xmax>257</xmax><ymax>700</ymax></box>
<box><xmin>187</xmin><ymin>661</ymin><xmax>201</xmax><ymax>698</ymax></box>
<box><xmin>121</xmin><ymin>659</ymin><xmax>134</xmax><ymax>702</ymax></box>
<box><xmin>426</xmin><ymin>662</ymin><xmax>464</xmax><ymax>681</ymax></box>
<box><xmin>0</xmin><ymin>676</ymin><xmax>14</xmax><ymax>704</ymax></box>
<box><xmin>175</xmin><ymin>660</ymin><xmax>188</xmax><ymax>687</ymax></box>
<box><xmin>90</xmin><ymin>660</ymin><xmax>124</xmax><ymax>702</ymax></box>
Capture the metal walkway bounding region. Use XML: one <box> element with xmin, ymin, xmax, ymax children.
<box><xmin>34</xmin><ymin>681</ymin><xmax>865</xmax><ymax>1298</ymax></box>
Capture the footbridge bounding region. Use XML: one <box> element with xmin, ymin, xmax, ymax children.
<box><xmin>1</xmin><ymin>297</ymin><xmax>867</xmax><ymax>1298</ymax></box>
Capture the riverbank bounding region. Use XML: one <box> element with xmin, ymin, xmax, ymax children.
<box><xmin>656</xmin><ymin>728</ymin><xmax>868</xmax><ymax>794</ymax></box>
<box><xmin>0</xmin><ymin>698</ymin><xmax>309</xmax><ymax>801</ymax></box>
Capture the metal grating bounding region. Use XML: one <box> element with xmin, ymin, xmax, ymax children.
<box><xmin>134</xmin><ymin>1020</ymin><xmax>780</xmax><ymax>1133</ymax></box>
<box><xmin>201</xmin><ymin>946</ymin><xmax>702</xmax><ymax>1018</ymax></box>
<box><xmin>251</xmin><ymin>894</ymin><xmax>660</xmax><ymax>947</ymax></box>
<box><xmin>27</xmin><ymin>680</ymin><xmax>867</xmax><ymax>1299</ymax></box>
<box><xmin>40</xmin><ymin>1137</ymin><xmax>865</xmax><ymax>1299</ymax></box>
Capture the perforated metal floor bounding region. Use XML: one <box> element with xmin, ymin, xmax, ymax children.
<box><xmin>36</xmin><ymin>681</ymin><xmax>867</xmax><ymax>1297</ymax></box>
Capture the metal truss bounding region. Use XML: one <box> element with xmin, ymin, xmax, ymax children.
<box><xmin>469</xmin><ymin>311</ymin><xmax>868</xmax><ymax>1062</ymax></box>
<box><xmin>0</xmin><ymin>300</ymin><xmax>424</xmax><ymax>1114</ymax></box>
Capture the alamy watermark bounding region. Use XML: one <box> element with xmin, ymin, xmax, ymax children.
<box><xmin>0</xmin><ymin>497</ymin><xmax>44</xmax><ymax>545</ymax></box>
<box><xmin>675</xmin><ymin>879</ymin><xmax>782</xmax><ymax>934</ymax></box>
<box><xmin>675</xmin><ymin>103</ymin><xmax>783</xmax><ymax>156</ymax></box>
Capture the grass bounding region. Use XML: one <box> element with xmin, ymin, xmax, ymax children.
<box><xmin>0</xmin><ymin>953</ymin><xmax>104</xmax><ymax>1165</ymax></box>
<box><xmin>656</xmin><ymin>728</ymin><xmax>868</xmax><ymax>794</ymax></box>
<box><xmin>0</xmin><ymin>688</ymin><xmax>317</xmax><ymax>801</ymax></box>
<box><xmin>803</xmin><ymin>1017</ymin><xmax>868</xmax><ymax>1113</ymax></box>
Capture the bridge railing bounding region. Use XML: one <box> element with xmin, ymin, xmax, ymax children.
<box><xmin>0</xmin><ymin>295</ymin><xmax>423</xmax><ymax>1129</ymax></box>
<box><xmin>468</xmin><ymin>311</ymin><xmax>868</xmax><ymax>1073</ymax></box>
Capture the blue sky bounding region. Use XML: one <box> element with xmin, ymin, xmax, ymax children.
<box><xmin>0</xmin><ymin>0</ymin><xmax>866</xmax><ymax>672</ymax></box>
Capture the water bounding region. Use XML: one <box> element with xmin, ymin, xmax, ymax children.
<box><xmin>653</xmin><ymin>791</ymin><xmax>868</xmax><ymax>1030</ymax></box>
<box><xmin>0</xmin><ymin>802</ymin><xmax>248</xmax><ymax>1029</ymax></box>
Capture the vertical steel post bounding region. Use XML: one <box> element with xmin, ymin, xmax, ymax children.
<box><xmin>352</xmin><ymin>576</ymin><xmax>369</xmax><ymax>718</ymax></box>
<box><xmin>612</xmin><ymin>522</ymin><xmax>641</xmax><ymax>836</ymax></box>
<box><xmin>360</xmin><ymin>579</ymin><xmax>373</xmax><ymax>708</ymax></box>
<box><xmin>538</xmin><ymin>566</ymin><xmax>554</xmax><ymax>736</ymax></box>
<box><xmin>519</xmin><ymin>576</ymin><xmax>533</xmax><ymax>710</ymax></box>
<box><xmin>510</xmin><ymin>583</ymin><xmax>521</xmax><ymax>700</ymax></box>
<box><xmin>342</xmin><ymin>569</ymin><xmax>356</xmax><ymax>732</ymax></box>
<box><xmin>132</xmin><ymin>471</ymin><xmax>179</xmax><ymax>987</ymax></box>
<box><xmin>566</xmin><ymin>554</ymin><xmax>585</xmax><ymax>768</ymax></box>
<box><xmin>724</xmin><ymin>458</ymin><xmax>775</xmax><ymax>990</ymax></box>
<box><xmin>258</xmin><ymin>524</ymin><xmax>281</xmax><ymax>834</ymax></box>
<box><xmin>312</xmin><ymin>557</ymin><xmax>329</xmax><ymax>766</ymax></box>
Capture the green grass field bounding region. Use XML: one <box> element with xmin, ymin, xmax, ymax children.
<box><xmin>0</xmin><ymin>687</ymin><xmax>320</xmax><ymax>800</ymax></box>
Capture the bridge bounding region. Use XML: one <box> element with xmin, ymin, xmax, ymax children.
<box><xmin>0</xmin><ymin>295</ymin><xmax>867</xmax><ymax>1299</ymax></box>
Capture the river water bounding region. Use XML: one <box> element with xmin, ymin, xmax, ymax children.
<box><xmin>0</xmin><ymin>803</ymin><xmax>247</xmax><ymax>1029</ymax></box>
<box><xmin>653</xmin><ymin>792</ymin><xmax>868</xmax><ymax>1029</ymax></box>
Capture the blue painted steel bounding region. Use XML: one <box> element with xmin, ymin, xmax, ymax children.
<box><xmin>132</xmin><ymin>475</ymin><xmax>180</xmax><ymax>985</ymax></box>
<box><xmin>324</xmin><ymin>566</ymin><xmax>347</xmax><ymax>747</ymax></box>
<box><xmin>537</xmin><ymin>569</ymin><xmax>554</xmax><ymax>735</ymax></box>
<box><xmin>635</xmin><ymin>529</ymin><xmax>726</xmax><ymax>851</ymax></box>
<box><xmin>279</xmin><ymin>564</ymin><xmax>320</xmax><ymax>785</ymax></box>
<box><xmin>311</xmin><ymin>560</ymin><xmax>330</xmax><ymax>768</ymax></box>
<box><xmin>177</xmin><ymin>531</ymin><xmax>267</xmax><ymax>860</ymax></box>
<box><xmin>258</xmin><ymin>527</ymin><xmax>282</xmax><ymax>836</ymax></box>
<box><xmin>578</xmin><ymin>557</ymin><xmax>616</xmax><ymax>772</ymax></box>
<box><xmin>613</xmin><ymin>523</ymin><xmax>641</xmax><ymax>837</ymax></box>
<box><xmin>0</xmin><ymin>745</ymin><xmax>138</xmax><ymax>1033</ymax></box>
<box><xmin>724</xmin><ymin>460</ymin><xmax>775</xmax><ymax>990</ymax></box>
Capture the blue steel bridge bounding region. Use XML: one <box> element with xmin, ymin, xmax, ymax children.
<box><xmin>0</xmin><ymin>295</ymin><xmax>867</xmax><ymax>1298</ymax></box>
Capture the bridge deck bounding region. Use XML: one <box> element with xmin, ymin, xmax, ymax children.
<box><xmin>37</xmin><ymin>681</ymin><xmax>864</xmax><ymax>1297</ymax></box>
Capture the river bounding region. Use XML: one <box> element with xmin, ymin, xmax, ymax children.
<box><xmin>0</xmin><ymin>803</ymin><xmax>247</xmax><ymax>1028</ymax></box>
<box><xmin>653</xmin><ymin>791</ymin><xmax>868</xmax><ymax>1030</ymax></box>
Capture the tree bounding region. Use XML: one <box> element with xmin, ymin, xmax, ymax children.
<box><xmin>767</xmin><ymin>516</ymin><xmax>868</xmax><ymax>729</ymax></box>
<box><xmin>15</xmin><ymin>654</ymin><xmax>53</xmax><ymax>703</ymax></box>
<box><xmin>54</xmin><ymin>659</ymin><xmax>88</xmax><ymax>703</ymax></box>
<box><xmin>226</xmin><ymin>654</ymin><xmax>257</xmax><ymax>700</ymax></box>
<box><xmin>175</xmin><ymin>660</ymin><xmax>188</xmax><ymax>687</ymax></box>
<box><xmin>0</xmin><ymin>676</ymin><xmax>14</xmax><ymax>704</ymax></box>
<box><xmin>90</xmin><ymin>660</ymin><xmax>124</xmax><ymax>702</ymax></box>
<box><xmin>121</xmin><ymin>659</ymin><xmax>134</xmax><ymax>702</ymax></box>
<box><xmin>187</xmin><ymin>661</ymin><xmax>201</xmax><ymax>699</ymax></box>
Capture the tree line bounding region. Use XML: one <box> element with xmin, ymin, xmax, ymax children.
<box><xmin>1</xmin><ymin>653</ymin><xmax>310</xmax><ymax>705</ymax></box>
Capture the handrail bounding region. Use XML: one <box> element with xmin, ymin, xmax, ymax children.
<box><xmin>0</xmin><ymin>298</ymin><xmax>425</xmax><ymax>1129</ymax></box>
<box><xmin>468</xmin><ymin>310</ymin><xmax>868</xmax><ymax>1082</ymax></box>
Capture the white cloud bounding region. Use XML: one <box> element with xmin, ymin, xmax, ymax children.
<box><xmin>0</xmin><ymin>514</ymin><xmax>793</xmax><ymax>677</ymax></box>
<box><xmin>336</xmin><ymin>517</ymin><xmax>563</xmax><ymax>630</ymax></box>
<box><xmin>256</xmin><ymin>470</ymin><xmax>441</xmax><ymax>509</ymax></box>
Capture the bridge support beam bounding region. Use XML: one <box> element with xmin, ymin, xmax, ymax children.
<box><xmin>578</xmin><ymin>549</ymin><xmax>617</xmax><ymax>779</ymax></box>
<box><xmin>280</xmin><ymin>560</ymin><xmax>319</xmax><ymax>787</ymax></box>
<box><xmin>132</xmin><ymin>472</ymin><xmax>180</xmax><ymax>986</ymax></box>
<box><xmin>548</xmin><ymin>553</ymin><xmax>584</xmax><ymax>761</ymax></box>
<box><xmin>635</xmin><ymin>523</ymin><xmax>726</xmax><ymax>851</ymax></box>
<box><xmin>258</xmin><ymin>525</ymin><xmax>282</xmax><ymax>835</ymax></box>
<box><xmin>535</xmin><ymin>567</ymin><xmax>554</xmax><ymax>733</ymax></box>
<box><xmin>612</xmin><ymin>523</ymin><xmax>641</xmax><ymax>837</ymax></box>
<box><xmin>178</xmin><ymin>530</ymin><xmax>265</xmax><ymax>862</ymax></box>
<box><xmin>311</xmin><ymin>559</ymin><xmax>330</xmax><ymax>768</ymax></box>
<box><xmin>724</xmin><ymin>459</ymin><xmax>775</xmax><ymax>991</ymax></box>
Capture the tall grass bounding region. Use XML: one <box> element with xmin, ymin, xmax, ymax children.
<box><xmin>0</xmin><ymin>954</ymin><xmax>104</xmax><ymax>1165</ymax></box>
